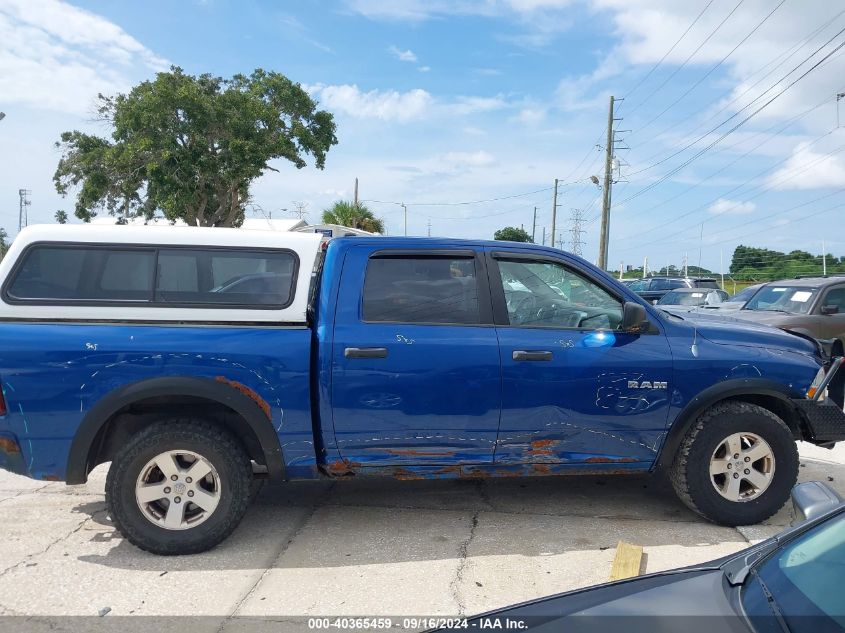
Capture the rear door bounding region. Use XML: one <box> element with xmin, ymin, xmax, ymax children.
<box><xmin>488</xmin><ymin>249</ymin><xmax>672</xmax><ymax>466</ymax></box>
<box><xmin>329</xmin><ymin>245</ymin><xmax>501</xmax><ymax>465</ymax></box>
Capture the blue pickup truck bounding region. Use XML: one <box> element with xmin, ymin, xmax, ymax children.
<box><xmin>0</xmin><ymin>225</ymin><xmax>843</xmax><ymax>555</ymax></box>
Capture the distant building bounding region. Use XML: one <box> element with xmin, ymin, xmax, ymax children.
<box><xmin>240</xmin><ymin>218</ymin><xmax>307</xmax><ymax>232</ymax></box>
<box><xmin>293</xmin><ymin>223</ymin><xmax>376</xmax><ymax>239</ymax></box>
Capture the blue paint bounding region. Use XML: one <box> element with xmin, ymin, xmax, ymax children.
<box><xmin>0</xmin><ymin>236</ymin><xmax>825</xmax><ymax>484</ymax></box>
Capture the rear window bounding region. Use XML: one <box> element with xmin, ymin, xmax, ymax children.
<box><xmin>695</xmin><ymin>280</ymin><xmax>719</xmax><ymax>289</ymax></box>
<box><xmin>5</xmin><ymin>244</ymin><xmax>297</xmax><ymax>308</ymax></box>
<box><xmin>362</xmin><ymin>256</ymin><xmax>479</xmax><ymax>324</ymax></box>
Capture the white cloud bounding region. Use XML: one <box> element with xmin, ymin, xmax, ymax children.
<box><xmin>0</xmin><ymin>0</ymin><xmax>168</xmax><ymax>115</ymax></box>
<box><xmin>305</xmin><ymin>83</ymin><xmax>434</xmax><ymax>122</ymax></box>
<box><xmin>766</xmin><ymin>143</ymin><xmax>845</xmax><ymax>190</ymax></box>
<box><xmin>708</xmin><ymin>198</ymin><xmax>757</xmax><ymax>215</ymax></box>
<box><xmin>418</xmin><ymin>65</ymin><xmax>431</xmax><ymax>72</ymax></box>
<box><xmin>450</xmin><ymin>95</ymin><xmax>509</xmax><ymax>114</ymax></box>
<box><xmin>516</xmin><ymin>107</ymin><xmax>546</xmax><ymax>124</ymax></box>
<box><xmin>440</xmin><ymin>151</ymin><xmax>497</xmax><ymax>168</ymax></box>
<box><xmin>388</xmin><ymin>45</ymin><xmax>418</xmax><ymax>62</ymax></box>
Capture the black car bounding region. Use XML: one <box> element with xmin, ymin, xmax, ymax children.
<box><xmin>628</xmin><ymin>276</ymin><xmax>721</xmax><ymax>303</ymax></box>
<box><xmin>458</xmin><ymin>481</ymin><xmax>845</xmax><ymax>633</ymax></box>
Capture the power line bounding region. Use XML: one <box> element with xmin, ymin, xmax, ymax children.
<box><xmin>612</xmin><ymin>118</ymin><xmax>835</xmax><ymax>244</ymax></box>
<box><xmin>363</xmin><ymin>185</ymin><xmax>555</xmax><ymax>207</ymax></box>
<box><xmin>623</xmin><ymin>0</ymin><xmax>746</xmax><ymax>117</ymax></box>
<box><xmin>622</xmin><ymin>24</ymin><xmax>845</xmax><ymax>187</ymax></box>
<box><xmin>621</xmin><ymin>0</ymin><xmax>716</xmax><ymax>110</ymax></box>
<box><xmin>616</xmin><ymin>143</ymin><xmax>845</xmax><ymax>253</ymax></box>
<box><xmin>629</xmin><ymin>0</ymin><xmax>786</xmax><ymax>140</ymax></box>
<box><xmin>631</xmin><ymin>7</ymin><xmax>845</xmax><ymax>157</ymax></box>
<box><xmin>617</xmin><ymin>33</ymin><xmax>845</xmax><ymax>207</ymax></box>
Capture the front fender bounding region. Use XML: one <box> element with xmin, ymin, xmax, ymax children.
<box><xmin>653</xmin><ymin>378</ymin><xmax>797</xmax><ymax>473</ymax></box>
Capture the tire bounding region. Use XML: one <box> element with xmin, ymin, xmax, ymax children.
<box><xmin>670</xmin><ymin>401</ymin><xmax>798</xmax><ymax>526</ymax></box>
<box><xmin>106</xmin><ymin>419</ymin><xmax>252</xmax><ymax>555</ymax></box>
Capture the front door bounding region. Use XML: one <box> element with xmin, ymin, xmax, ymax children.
<box><xmin>487</xmin><ymin>249</ymin><xmax>672</xmax><ymax>467</ymax></box>
<box><xmin>330</xmin><ymin>245</ymin><xmax>501</xmax><ymax>466</ymax></box>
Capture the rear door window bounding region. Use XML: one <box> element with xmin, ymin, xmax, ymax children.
<box><xmin>362</xmin><ymin>256</ymin><xmax>480</xmax><ymax>324</ymax></box>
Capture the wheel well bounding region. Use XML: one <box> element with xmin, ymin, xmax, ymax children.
<box><xmin>723</xmin><ymin>394</ymin><xmax>803</xmax><ymax>439</ymax></box>
<box><xmin>85</xmin><ymin>395</ymin><xmax>267</xmax><ymax>477</ymax></box>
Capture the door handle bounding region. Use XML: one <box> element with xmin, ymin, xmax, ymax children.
<box><xmin>512</xmin><ymin>350</ymin><xmax>553</xmax><ymax>361</ymax></box>
<box><xmin>345</xmin><ymin>347</ymin><xmax>388</xmax><ymax>359</ymax></box>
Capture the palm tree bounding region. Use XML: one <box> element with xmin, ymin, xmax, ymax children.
<box><xmin>322</xmin><ymin>201</ymin><xmax>384</xmax><ymax>234</ymax></box>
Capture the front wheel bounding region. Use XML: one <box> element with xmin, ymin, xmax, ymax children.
<box><xmin>670</xmin><ymin>401</ymin><xmax>798</xmax><ymax>526</ymax></box>
<box><xmin>106</xmin><ymin>419</ymin><xmax>252</xmax><ymax>555</ymax></box>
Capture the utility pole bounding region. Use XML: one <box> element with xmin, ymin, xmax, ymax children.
<box><xmin>542</xmin><ymin>227</ymin><xmax>546</xmax><ymax>246</ymax></box>
<box><xmin>823</xmin><ymin>240</ymin><xmax>827</xmax><ymax>275</ymax></box>
<box><xmin>598</xmin><ymin>95</ymin><xmax>622</xmax><ymax>271</ymax></box>
<box><xmin>720</xmin><ymin>249</ymin><xmax>725</xmax><ymax>289</ymax></box>
<box><xmin>18</xmin><ymin>189</ymin><xmax>31</xmax><ymax>231</ymax></box>
<box><xmin>569</xmin><ymin>208</ymin><xmax>585</xmax><ymax>256</ymax></box>
<box><xmin>683</xmin><ymin>252</ymin><xmax>689</xmax><ymax>278</ymax></box>
<box><xmin>550</xmin><ymin>178</ymin><xmax>558</xmax><ymax>250</ymax></box>
<box><xmin>642</xmin><ymin>256</ymin><xmax>648</xmax><ymax>279</ymax></box>
<box><xmin>402</xmin><ymin>203</ymin><xmax>407</xmax><ymax>236</ymax></box>
<box><xmin>531</xmin><ymin>206</ymin><xmax>537</xmax><ymax>243</ymax></box>
<box><xmin>292</xmin><ymin>201</ymin><xmax>309</xmax><ymax>219</ymax></box>
<box><xmin>619</xmin><ymin>261</ymin><xmax>624</xmax><ymax>280</ymax></box>
<box><xmin>353</xmin><ymin>178</ymin><xmax>359</xmax><ymax>207</ymax></box>
<box><xmin>427</xmin><ymin>219</ymin><xmax>431</xmax><ymax>237</ymax></box>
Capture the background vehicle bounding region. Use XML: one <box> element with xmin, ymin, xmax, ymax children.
<box><xmin>0</xmin><ymin>226</ymin><xmax>843</xmax><ymax>555</ymax></box>
<box><xmin>455</xmin><ymin>481</ymin><xmax>845</xmax><ymax>632</ymax></box>
<box><xmin>656</xmin><ymin>288</ymin><xmax>729</xmax><ymax>308</ymax></box>
<box><xmin>733</xmin><ymin>276</ymin><xmax>845</xmax><ymax>354</ymax></box>
<box><xmin>690</xmin><ymin>282</ymin><xmax>766</xmax><ymax>315</ymax></box>
<box><xmin>627</xmin><ymin>276</ymin><xmax>721</xmax><ymax>303</ymax></box>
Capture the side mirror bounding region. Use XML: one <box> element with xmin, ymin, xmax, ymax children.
<box><xmin>790</xmin><ymin>481</ymin><xmax>843</xmax><ymax>526</ymax></box>
<box><xmin>621</xmin><ymin>302</ymin><xmax>650</xmax><ymax>333</ymax></box>
<box><xmin>821</xmin><ymin>304</ymin><xmax>839</xmax><ymax>315</ymax></box>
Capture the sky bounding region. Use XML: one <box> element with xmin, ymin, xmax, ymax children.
<box><xmin>1</xmin><ymin>0</ymin><xmax>845</xmax><ymax>274</ymax></box>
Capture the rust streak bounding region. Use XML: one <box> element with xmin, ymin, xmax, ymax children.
<box><xmin>40</xmin><ymin>474</ymin><xmax>60</xmax><ymax>481</ymax></box>
<box><xmin>390</xmin><ymin>467</ymin><xmax>425</xmax><ymax>480</ymax></box>
<box><xmin>531</xmin><ymin>464</ymin><xmax>552</xmax><ymax>475</ymax></box>
<box><xmin>215</xmin><ymin>376</ymin><xmax>272</xmax><ymax>420</ymax></box>
<box><xmin>530</xmin><ymin>439</ymin><xmax>556</xmax><ymax>448</ymax></box>
<box><xmin>0</xmin><ymin>438</ymin><xmax>21</xmax><ymax>455</ymax></box>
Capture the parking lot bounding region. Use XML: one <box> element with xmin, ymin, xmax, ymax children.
<box><xmin>0</xmin><ymin>441</ymin><xmax>842</xmax><ymax>629</ymax></box>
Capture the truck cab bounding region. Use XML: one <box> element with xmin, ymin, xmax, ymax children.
<box><xmin>0</xmin><ymin>225</ymin><xmax>843</xmax><ymax>554</ymax></box>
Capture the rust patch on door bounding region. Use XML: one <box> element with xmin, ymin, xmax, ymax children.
<box><xmin>215</xmin><ymin>376</ymin><xmax>271</xmax><ymax>420</ymax></box>
<box><xmin>321</xmin><ymin>459</ymin><xmax>360</xmax><ymax>477</ymax></box>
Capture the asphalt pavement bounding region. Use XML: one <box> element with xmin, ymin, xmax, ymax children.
<box><xmin>0</xmin><ymin>442</ymin><xmax>842</xmax><ymax>630</ymax></box>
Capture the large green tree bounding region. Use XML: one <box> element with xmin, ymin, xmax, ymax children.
<box><xmin>493</xmin><ymin>226</ymin><xmax>533</xmax><ymax>242</ymax></box>
<box><xmin>322</xmin><ymin>201</ymin><xmax>384</xmax><ymax>233</ymax></box>
<box><xmin>54</xmin><ymin>67</ymin><xmax>338</xmax><ymax>227</ymax></box>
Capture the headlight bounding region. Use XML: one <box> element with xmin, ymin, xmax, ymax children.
<box><xmin>807</xmin><ymin>366</ymin><xmax>827</xmax><ymax>400</ymax></box>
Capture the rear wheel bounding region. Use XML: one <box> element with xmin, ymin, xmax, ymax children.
<box><xmin>670</xmin><ymin>401</ymin><xmax>798</xmax><ymax>526</ymax></box>
<box><xmin>106</xmin><ymin>419</ymin><xmax>252</xmax><ymax>555</ymax></box>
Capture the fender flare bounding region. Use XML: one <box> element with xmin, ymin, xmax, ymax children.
<box><xmin>66</xmin><ymin>376</ymin><xmax>284</xmax><ymax>484</ymax></box>
<box><xmin>653</xmin><ymin>378</ymin><xmax>798</xmax><ymax>473</ymax></box>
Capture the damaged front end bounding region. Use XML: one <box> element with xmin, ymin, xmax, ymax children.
<box><xmin>792</xmin><ymin>356</ymin><xmax>845</xmax><ymax>447</ymax></box>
